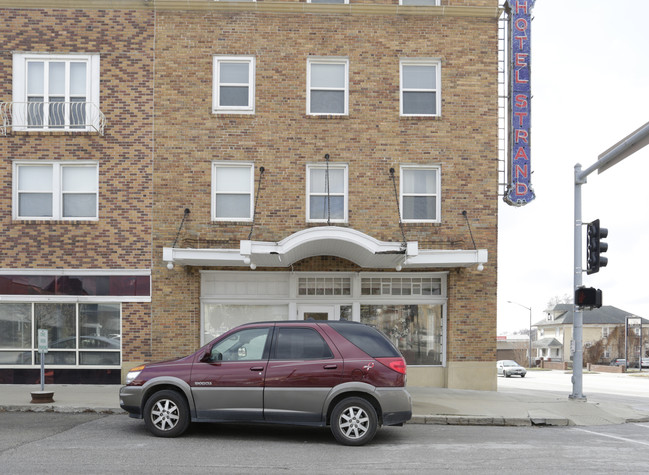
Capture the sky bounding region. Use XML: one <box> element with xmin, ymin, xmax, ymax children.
<box><xmin>497</xmin><ymin>0</ymin><xmax>649</xmax><ymax>333</ymax></box>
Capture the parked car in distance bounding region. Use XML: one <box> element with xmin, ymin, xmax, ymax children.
<box><xmin>643</xmin><ymin>358</ymin><xmax>649</xmax><ymax>369</ymax></box>
<box><xmin>610</xmin><ymin>359</ymin><xmax>627</xmax><ymax>367</ymax></box>
<box><xmin>497</xmin><ymin>360</ymin><xmax>527</xmax><ymax>378</ymax></box>
<box><xmin>120</xmin><ymin>320</ymin><xmax>412</xmax><ymax>446</ymax></box>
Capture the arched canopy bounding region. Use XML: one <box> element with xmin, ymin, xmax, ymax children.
<box><xmin>163</xmin><ymin>226</ymin><xmax>487</xmax><ymax>270</ymax></box>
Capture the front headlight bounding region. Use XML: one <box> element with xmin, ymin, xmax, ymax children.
<box><xmin>126</xmin><ymin>364</ymin><xmax>145</xmax><ymax>385</ymax></box>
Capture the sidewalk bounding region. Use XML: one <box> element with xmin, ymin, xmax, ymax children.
<box><xmin>2</xmin><ymin>384</ymin><xmax>649</xmax><ymax>427</ymax></box>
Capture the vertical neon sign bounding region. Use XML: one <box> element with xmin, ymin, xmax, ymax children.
<box><xmin>504</xmin><ymin>0</ymin><xmax>536</xmax><ymax>206</ymax></box>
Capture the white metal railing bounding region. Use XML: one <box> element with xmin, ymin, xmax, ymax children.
<box><xmin>0</xmin><ymin>101</ymin><xmax>106</xmax><ymax>136</ymax></box>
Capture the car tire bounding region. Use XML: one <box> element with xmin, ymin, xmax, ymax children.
<box><xmin>503</xmin><ymin>370</ymin><xmax>510</xmax><ymax>378</ymax></box>
<box><xmin>143</xmin><ymin>389</ymin><xmax>190</xmax><ymax>438</ymax></box>
<box><xmin>330</xmin><ymin>397</ymin><xmax>378</xmax><ymax>446</ymax></box>
<box><xmin>521</xmin><ymin>374</ymin><xmax>526</xmax><ymax>378</ymax></box>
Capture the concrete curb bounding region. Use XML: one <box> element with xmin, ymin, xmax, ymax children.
<box><xmin>0</xmin><ymin>405</ymin><xmax>126</xmax><ymax>415</ymax></box>
<box><xmin>2</xmin><ymin>404</ymin><xmax>648</xmax><ymax>426</ymax></box>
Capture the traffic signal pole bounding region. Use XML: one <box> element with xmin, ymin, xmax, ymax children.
<box><xmin>572</xmin><ymin>164</ymin><xmax>586</xmax><ymax>400</ymax></box>
<box><xmin>571</xmin><ymin>120</ymin><xmax>649</xmax><ymax>401</ymax></box>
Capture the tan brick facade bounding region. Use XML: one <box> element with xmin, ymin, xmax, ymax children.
<box><xmin>1</xmin><ymin>0</ymin><xmax>499</xmax><ymax>389</ymax></box>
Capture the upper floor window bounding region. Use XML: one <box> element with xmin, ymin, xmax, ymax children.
<box><xmin>212</xmin><ymin>163</ymin><xmax>254</xmax><ymax>221</ymax></box>
<box><xmin>307</xmin><ymin>58</ymin><xmax>348</xmax><ymax>116</ymax></box>
<box><xmin>14</xmin><ymin>161</ymin><xmax>98</xmax><ymax>220</ymax></box>
<box><xmin>306</xmin><ymin>163</ymin><xmax>348</xmax><ymax>223</ymax></box>
<box><xmin>400</xmin><ymin>0</ymin><xmax>439</xmax><ymax>4</ymax></box>
<box><xmin>12</xmin><ymin>53</ymin><xmax>101</xmax><ymax>132</ymax></box>
<box><xmin>213</xmin><ymin>56</ymin><xmax>255</xmax><ymax>114</ymax></box>
<box><xmin>400</xmin><ymin>165</ymin><xmax>440</xmax><ymax>223</ymax></box>
<box><xmin>400</xmin><ymin>59</ymin><xmax>441</xmax><ymax>117</ymax></box>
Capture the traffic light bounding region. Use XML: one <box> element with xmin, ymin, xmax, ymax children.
<box><xmin>586</xmin><ymin>219</ymin><xmax>608</xmax><ymax>274</ymax></box>
<box><xmin>575</xmin><ymin>287</ymin><xmax>602</xmax><ymax>309</ymax></box>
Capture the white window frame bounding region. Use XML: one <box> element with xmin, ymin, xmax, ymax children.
<box><xmin>212</xmin><ymin>56</ymin><xmax>255</xmax><ymax>114</ymax></box>
<box><xmin>13</xmin><ymin>161</ymin><xmax>99</xmax><ymax>221</ymax></box>
<box><xmin>400</xmin><ymin>165</ymin><xmax>441</xmax><ymax>223</ymax></box>
<box><xmin>306</xmin><ymin>163</ymin><xmax>348</xmax><ymax>223</ymax></box>
<box><xmin>211</xmin><ymin>162</ymin><xmax>254</xmax><ymax>222</ymax></box>
<box><xmin>12</xmin><ymin>53</ymin><xmax>100</xmax><ymax>132</ymax></box>
<box><xmin>307</xmin><ymin>57</ymin><xmax>349</xmax><ymax>116</ymax></box>
<box><xmin>400</xmin><ymin>58</ymin><xmax>441</xmax><ymax>117</ymax></box>
<box><xmin>399</xmin><ymin>0</ymin><xmax>440</xmax><ymax>5</ymax></box>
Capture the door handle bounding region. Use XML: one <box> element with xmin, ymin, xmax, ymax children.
<box><xmin>250</xmin><ymin>366</ymin><xmax>264</xmax><ymax>371</ymax></box>
<box><xmin>323</xmin><ymin>364</ymin><xmax>338</xmax><ymax>370</ymax></box>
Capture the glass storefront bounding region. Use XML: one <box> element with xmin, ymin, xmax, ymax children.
<box><xmin>203</xmin><ymin>304</ymin><xmax>289</xmax><ymax>344</ymax></box>
<box><xmin>0</xmin><ymin>302</ymin><xmax>121</xmax><ymax>366</ymax></box>
<box><xmin>200</xmin><ymin>271</ymin><xmax>446</xmax><ymax>366</ymax></box>
<box><xmin>360</xmin><ymin>304</ymin><xmax>443</xmax><ymax>365</ymax></box>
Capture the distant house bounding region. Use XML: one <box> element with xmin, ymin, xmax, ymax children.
<box><xmin>533</xmin><ymin>304</ymin><xmax>649</xmax><ymax>365</ymax></box>
<box><xmin>496</xmin><ymin>335</ymin><xmax>531</xmax><ymax>366</ymax></box>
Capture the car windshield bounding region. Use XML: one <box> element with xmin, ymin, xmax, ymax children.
<box><xmin>502</xmin><ymin>361</ymin><xmax>518</xmax><ymax>367</ymax></box>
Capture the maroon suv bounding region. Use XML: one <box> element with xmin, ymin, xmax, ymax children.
<box><xmin>120</xmin><ymin>320</ymin><xmax>411</xmax><ymax>445</ymax></box>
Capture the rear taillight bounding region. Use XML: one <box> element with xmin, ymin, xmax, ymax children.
<box><xmin>377</xmin><ymin>357</ymin><xmax>407</xmax><ymax>375</ymax></box>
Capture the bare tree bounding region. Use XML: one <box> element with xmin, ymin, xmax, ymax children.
<box><xmin>546</xmin><ymin>293</ymin><xmax>573</xmax><ymax>309</ymax></box>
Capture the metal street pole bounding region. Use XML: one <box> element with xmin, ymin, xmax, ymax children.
<box><xmin>572</xmin><ymin>165</ymin><xmax>585</xmax><ymax>400</ymax></box>
<box><xmin>508</xmin><ymin>300</ymin><xmax>532</xmax><ymax>367</ymax></box>
<box><xmin>572</xmin><ymin>120</ymin><xmax>649</xmax><ymax>401</ymax></box>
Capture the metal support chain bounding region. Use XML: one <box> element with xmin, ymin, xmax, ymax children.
<box><xmin>389</xmin><ymin>168</ymin><xmax>407</xmax><ymax>248</ymax></box>
<box><xmin>248</xmin><ymin>166</ymin><xmax>265</xmax><ymax>240</ymax></box>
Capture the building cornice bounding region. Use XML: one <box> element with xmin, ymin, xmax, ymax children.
<box><xmin>0</xmin><ymin>0</ymin><xmax>502</xmax><ymax>18</ymax></box>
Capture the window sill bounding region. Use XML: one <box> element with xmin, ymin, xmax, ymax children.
<box><xmin>400</xmin><ymin>115</ymin><xmax>441</xmax><ymax>120</ymax></box>
<box><xmin>12</xmin><ymin>219</ymin><xmax>99</xmax><ymax>225</ymax></box>
<box><xmin>9</xmin><ymin>130</ymin><xmax>102</xmax><ymax>137</ymax></box>
<box><xmin>305</xmin><ymin>114</ymin><xmax>349</xmax><ymax>119</ymax></box>
<box><xmin>212</xmin><ymin>110</ymin><xmax>256</xmax><ymax>116</ymax></box>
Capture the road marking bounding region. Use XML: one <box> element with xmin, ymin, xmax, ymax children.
<box><xmin>572</xmin><ymin>427</ymin><xmax>649</xmax><ymax>446</ymax></box>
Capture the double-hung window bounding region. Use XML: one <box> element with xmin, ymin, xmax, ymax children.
<box><xmin>213</xmin><ymin>56</ymin><xmax>255</xmax><ymax>114</ymax></box>
<box><xmin>307</xmin><ymin>58</ymin><xmax>348</xmax><ymax>115</ymax></box>
<box><xmin>400</xmin><ymin>59</ymin><xmax>441</xmax><ymax>116</ymax></box>
<box><xmin>400</xmin><ymin>165</ymin><xmax>440</xmax><ymax>222</ymax></box>
<box><xmin>14</xmin><ymin>162</ymin><xmax>99</xmax><ymax>220</ymax></box>
<box><xmin>212</xmin><ymin>163</ymin><xmax>254</xmax><ymax>221</ymax></box>
<box><xmin>307</xmin><ymin>163</ymin><xmax>348</xmax><ymax>223</ymax></box>
<box><xmin>12</xmin><ymin>53</ymin><xmax>100</xmax><ymax>132</ymax></box>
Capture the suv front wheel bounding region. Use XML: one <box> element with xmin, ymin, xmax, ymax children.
<box><xmin>330</xmin><ymin>397</ymin><xmax>378</xmax><ymax>446</ymax></box>
<box><xmin>143</xmin><ymin>390</ymin><xmax>190</xmax><ymax>438</ymax></box>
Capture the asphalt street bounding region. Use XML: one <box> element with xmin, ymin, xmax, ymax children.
<box><xmin>2</xmin><ymin>412</ymin><xmax>649</xmax><ymax>473</ymax></box>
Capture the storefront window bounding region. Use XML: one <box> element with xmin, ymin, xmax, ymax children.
<box><xmin>361</xmin><ymin>304</ymin><xmax>443</xmax><ymax>365</ymax></box>
<box><xmin>203</xmin><ymin>304</ymin><xmax>289</xmax><ymax>344</ymax></box>
<box><xmin>0</xmin><ymin>302</ymin><xmax>121</xmax><ymax>367</ymax></box>
<box><xmin>0</xmin><ymin>304</ymin><xmax>32</xmax><ymax>365</ymax></box>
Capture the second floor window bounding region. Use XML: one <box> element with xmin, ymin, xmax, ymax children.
<box><xmin>307</xmin><ymin>58</ymin><xmax>348</xmax><ymax>115</ymax></box>
<box><xmin>213</xmin><ymin>56</ymin><xmax>255</xmax><ymax>114</ymax></box>
<box><xmin>12</xmin><ymin>53</ymin><xmax>100</xmax><ymax>132</ymax></box>
<box><xmin>400</xmin><ymin>165</ymin><xmax>440</xmax><ymax>222</ymax></box>
<box><xmin>212</xmin><ymin>163</ymin><xmax>254</xmax><ymax>221</ymax></box>
<box><xmin>14</xmin><ymin>162</ymin><xmax>98</xmax><ymax>220</ymax></box>
<box><xmin>307</xmin><ymin>164</ymin><xmax>347</xmax><ymax>222</ymax></box>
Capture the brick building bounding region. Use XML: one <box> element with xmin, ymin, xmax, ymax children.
<box><xmin>1</xmin><ymin>0</ymin><xmax>500</xmax><ymax>390</ymax></box>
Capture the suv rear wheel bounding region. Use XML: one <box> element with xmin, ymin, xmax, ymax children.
<box><xmin>143</xmin><ymin>390</ymin><xmax>190</xmax><ymax>438</ymax></box>
<box><xmin>330</xmin><ymin>397</ymin><xmax>378</xmax><ymax>446</ymax></box>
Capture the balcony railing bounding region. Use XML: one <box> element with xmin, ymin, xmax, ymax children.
<box><xmin>0</xmin><ymin>101</ymin><xmax>106</xmax><ymax>136</ymax></box>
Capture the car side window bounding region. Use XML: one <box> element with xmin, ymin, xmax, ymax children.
<box><xmin>210</xmin><ymin>327</ymin><xmax>270</xmax><ymax>362</ymax></box>
<box><xmin>272</xmin><ymin>327</ymin><xmax>334</xmax><ymax>360</ymax></box>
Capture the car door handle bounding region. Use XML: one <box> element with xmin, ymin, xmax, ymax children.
<box><xmin>250</xmin><ymin>366</ymin><xmax>264</xmax><ymax>372</ymax></box>
<box><xmin>323</xmin><ymin>364</ymin><xmax>338</xmax><ymax>370</ymax></box>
